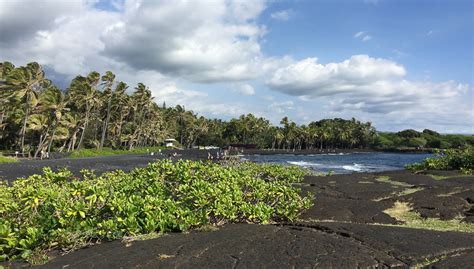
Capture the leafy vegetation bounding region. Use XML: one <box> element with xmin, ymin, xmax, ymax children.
<box><xmin>384</xmin><ymin>201</ymin><xmax>474</xmax><ymax>233</ymax></box>
<box><xmin>406</xmin><ymin>147</ymin><xmax>474</xmax><ymax>174</ymax></box>
<box><xmin>0</xmin><ymin>160</ymin><xmax>312</xmax><ymax>262</ymax></box>
<box><xmin>0</xmin><ymin>155</ymin><xmax>18</xmax><ymax>163</ymax></box>
<box><xmin>376</xmin><ymin>130</ymin><xmax>474</xmax><ymax>150</ymax></box>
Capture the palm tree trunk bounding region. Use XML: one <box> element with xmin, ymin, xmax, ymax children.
<box><xmin>0</xmin><ymin>111</ymin><xmax>4</xmax><ymax>128</ymax></box>
<box><xmin>20</xmin><ymin>94</ymin><xmax>31</xmax><ymax>153</ymax></box>
<box><xmin>34</xmin><ymin>127</ymin><xmax>50</xmax><ymax>158</ymax></box>
<box><xmin>47</xmin><ymin>124</ymin><xmax>57</xmax><ymax>154</ymax></box>
<box><xmin>100</xmin><ymin>94</ymin><xmax>114</xmax><ymax>149</ymax></box>
<box><xmin>77</xmin><ymin>109</ymin><xmax>90</xmax><ymax>150</ymax></box>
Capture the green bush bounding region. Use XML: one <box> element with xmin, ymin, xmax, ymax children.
<box><xmin>406</xmin><ymin>147</ymin><xmax>474</xmax><ymax>174</ymax></box>
<box><xmin>0</xmin><ymin>155</ymin><xmax>18</xmax><ymax>163</ymax></box>
<box><xmin>0</xmin><ymin>160</ymin><xmax>312</xmax><ymax>262</ymax></box>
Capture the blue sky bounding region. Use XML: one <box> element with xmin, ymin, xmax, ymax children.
<box><xmin>1</xmin><ymin>0</ymin><xmax>473</xmax><ymax>133</ymax></box>
<box><xmin>262</xmin><ymin>0</ymin><xmax>473</xmax><ymax>82</ymax></box>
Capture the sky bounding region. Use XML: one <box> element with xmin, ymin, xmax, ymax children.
<box><xmin>0</xmin><ymin>0</ymin><xmax>473</xmax><ymax>133</ymax></box>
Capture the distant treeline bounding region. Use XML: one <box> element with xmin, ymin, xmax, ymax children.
<box><xmin>0</xmin><ymin>62</ymin><xmax>472</xmax><ymax>157</ymax></box>
<box><xmin>377</xmin><ymin>129</ymin><xmax>474</xmax><ymax>150</ymax></box>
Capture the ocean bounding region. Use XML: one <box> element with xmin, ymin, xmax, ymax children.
<box><xmin>242</xmin><ymin>152</ymin><xmax>433</xmax><ymax>174</ymax></box>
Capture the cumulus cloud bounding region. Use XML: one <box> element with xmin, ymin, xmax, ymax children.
<box><xmin>0</xmin><ymin>0</ymin><xmax>271</xmax><ymax>83</ymax></box>
<box><xmin>267</xmin><ymin>55</ymin><xmax>471</xmax><ymax>123</ymax></box>
<box><xmin>0</xmin><ymin>0</ymin><xmax>121</xmax><ymax>76</ymax></box>
<box><xmin>268</xmin><ymin>101</ymin><xmax>294</xmax><ymax>114</ymax></box>
<box><xmin>0</xmin><ymin>0</ymin><xmax>85</xmax><ymax>45</ymax></box>
<box><xmin>270</xmin><ymin>9</ymin><xmax>292</xmax><ymax>21</ymax></box>
<box><xmin>154</xmin><ymin>85</ymin><xmax>248</xmax><ymax>117</ymax></box>
<box><xmin>234</xmin><ymin>84</ymin><xmax>256</xmax><ymax>95</ymax></box>
<box><xmin>268</xmin><ymin>55</ymin><xmax>406</xmax><ymax>97</ymax></box>
<box><xmin>101</xmin><ymin>0</ymin><xmax>267</xmax><ymax>82</ymax></box>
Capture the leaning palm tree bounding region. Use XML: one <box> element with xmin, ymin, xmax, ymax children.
<box><xmin>68</xmin><ymin>71</ymin><xmax>101</xmax><ymax>150</ymax></box>
<box><xmin>99</xmin><ymin>71</ymin><xmax>116</xmax><ymax>149</ymax></box>
<box><xmin>28</xmin><ymin>113</ymin><xmax>50</xmax><ymax>158</ymax></box>
<box><xmin>39</xmin><ymin>86</ymin><xmax>69</xmax><ymax>153</ymax></box>
<box><xmin>110</xmin><ymin>82</ymin><xmax>129</xmax><ymax>147</ymax></box>
<box><xmin>60</xmin><ymin>112</ymin><xmax>81</xmax><ymax>152</ymax></box>
<box><xmin>1</xmin><ymin>62</ymin><xmax>49</xmax><ymax>153</ymax></box>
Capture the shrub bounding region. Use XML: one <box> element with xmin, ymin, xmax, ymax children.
<box><xmin>0</xmin><ymin>155</ymin><xmax>18</xmax><ymax>163</ymax></box>
<box><xmin>406</xmin><ymin>147</ymin><xmax>474</xmax><ymax>174</ymax></box>
<box><xmin>0</xmin><ymin>160</ymin><xmax>312</xmax><ymax>262</ymax></box>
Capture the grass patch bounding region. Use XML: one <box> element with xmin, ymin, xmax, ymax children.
<box><xmin>69</xmin><ymin>147</ymin><xmax>165</xmax><ymax>158</ymax></box>
<box><xmin>427</xmin><ymin>174</ymin><xmax>472</xmax><ymax>180</ymax></box>
<box><xmin>375</xmin><ymin>176</ymin><xmax>413</xmax><ymax>187</ymax></box>
<box><xmin>358</xmin><ymin>181</ymin><xmax>374</xmax><ymax>184</ymax></box>
<box><xmin>123</xmin><ymin>232</ymin><xmax>163</xmax><ymax>243</ymax></box>
<box><xmin>194</xmin><ymin>224</ymin><xmax>220</xmax><ymax>232</ymax></box>
<box><xmin>384</xmin><ymin>201</ymin><xmax>474</xmax><ymax>233</ymax></box>
<box><xmin>0</xmin><ymin>155</ymin><xmax>18</xmax><ymax>163</ymax></box>
<box><xmin>436</xmin><ymin>187</ymin><xmax>466</xmax><ymax>197</ymax></box>
<box><xmin>372</xmin><ymin>187</ymin><xmax>424</xmax><ymax>202</ymax></box>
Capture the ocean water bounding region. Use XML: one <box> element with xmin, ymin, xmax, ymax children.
<box><xmin>242</xmin><ymin>152</ymin><xmax>433</xmax><ymax>174</ymax></box>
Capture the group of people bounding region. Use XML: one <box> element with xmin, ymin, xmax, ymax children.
<box><xmin>207</xmin><ymin>149</ymin><xmax>229</xmax><ymax>160</ymax></box>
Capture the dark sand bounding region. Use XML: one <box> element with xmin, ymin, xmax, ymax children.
<box><xmin>1</xmin><ymin>152</ymin><xmax>473</xmax><ymax>268</ymax></box>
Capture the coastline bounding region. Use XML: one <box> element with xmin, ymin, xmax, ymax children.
<box><xmin>239</xmin><ymin>147</ymin><xmax>433</xmax><ymax>155</ymax></box>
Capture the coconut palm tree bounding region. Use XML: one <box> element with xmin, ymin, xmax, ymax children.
<box><xmin>109</xmin><ymin>82</ymin><xmax>129</xmax><ymax>147</ymax></box>
<box><xmin>1</xmin><ymin>62</ymin><xmax>49</xmax><ymax>153</ymax></box>
<box><xmin>69</xmin><ymin>71</ymin><xmax>101</xmax><ymax>150</ymax></box>
<box><xmin>99</xmin><ymin>71</ymin><xmax>116</xmax><ymax>149</ymax></box>
<box><xmin>28</xmin><ymin>114</ymin><xmax>50</xmax><ymax>158</ymax></box>
<box><xmin>39</xmin><ymin>86</ymin><xmax>69</xmax><ymax>153</ymax></box>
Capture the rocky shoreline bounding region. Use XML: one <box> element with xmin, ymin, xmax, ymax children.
<box><xmin>1</xmin><ymin>152</ymin><xmax>473</xmax><ymax>268</ymax></box>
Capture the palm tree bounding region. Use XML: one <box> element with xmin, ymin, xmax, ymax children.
<box><xmin>128</xmin><ymin>83</ymin><xmax>153</xmax><ymax>149</ymax></box>
<box><xmin>39</xmin><ymin>86</ymin><xmax>69</xmax><ymax>153</ymax></box>
<box><xmin>28</xmin><ymin>114</ymin><xmax>50</xmax><ymax>158</ymax></box>
<box><xmin>60</xmin><ymin>112</ymin><xmax>81</xmax><ymax>152</ymax></box>
<box><xmin>69</xmin><ymin>71</ymin><xmax>101</xmax><ymax>150</ymax></box>
<box><xmin>99</xmin><ymin>71</ymin><xmax>116</xmax><ymax>149</ymax></box>
<box><xmin>109</xmin><ymin>82</ymin><xmax>129</xmax><ymax>147</ymax></box>
<box><xmin>1</xmin><ymin>62</ymin><xmax>49</xmax><ymax>153</ymax></box>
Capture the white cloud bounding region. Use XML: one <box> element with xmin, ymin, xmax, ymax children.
<box><xmin>354</xmin><ymin>31</ymin><xmax>365</xmax><ymax>38</ymax></box>
<box><xmin>0</xmin><ymin>0</ymin><xmax>122</xmax><ymax>76</ymax></box>
<box><xmin>268</xmin><ymin>55</ymin><xmax>406</xmax><ymax>97</ymax></box>
<box><xmin>267</xmin><ymin>55</ymin><xmax>471</xmax><ymax>125</ymax></box>
<box><xmin>270</xmin><ymin>9</ymin><xmax>292</xmax><ymax>21</ymax></box>
<box><xmin>354</xmin><ymin>31</ymin><xmax>372</xmax><ymax>42</ymax></box>
<box><xmin>102</xmin><ymin>0</ymin><xmax>268</xmax><ymax>82</ymax></box>
<box><xmin>0</xmin><ymin>0</ymin><xmax>270</xmax><ymax>83</ymax></box>
<box><xmin>0</xmin><ymin>0</ymin><xmax>85</xmax><ymax>45</ymax></box>
<box><xmin>234</xmin><ymin>84</ymin><xmax>256</xmax><ymax>95</ymax></box>
<box><xmin>268</xmin><ymin>101</ymin><xmax>294</xmax><ymax>114</ymax></box>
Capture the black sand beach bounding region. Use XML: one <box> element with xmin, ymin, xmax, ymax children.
<box><xmin>1</xmin><ymin>152</ymin><xmax>473</xmax><ymax>268</ymax></box>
